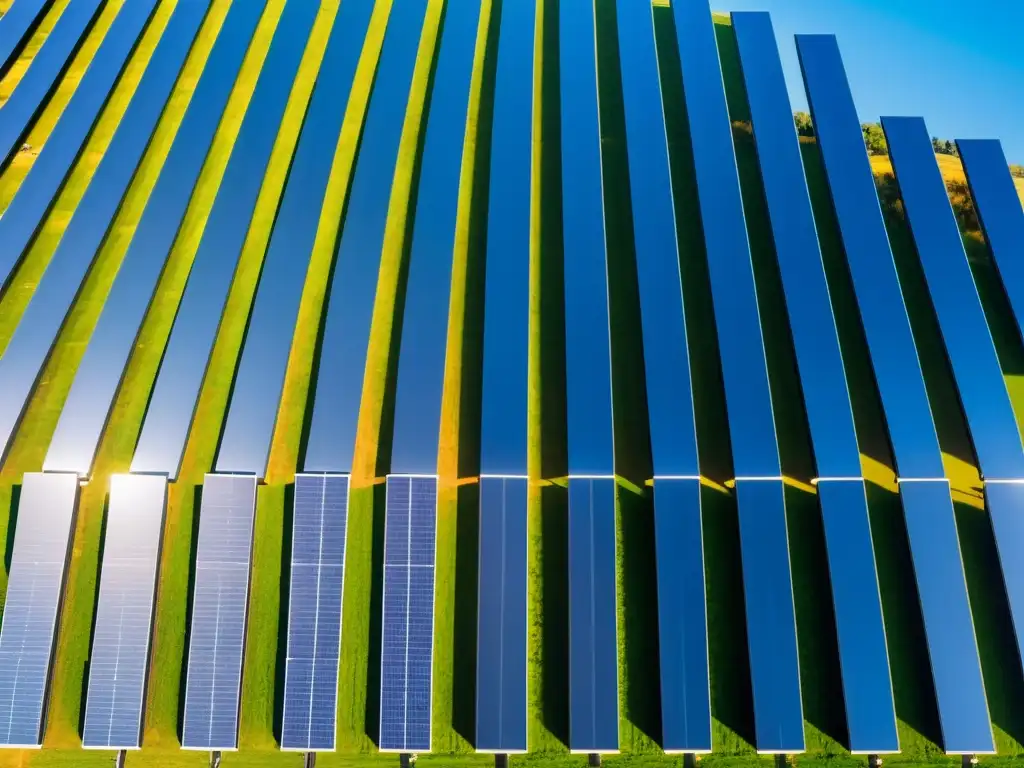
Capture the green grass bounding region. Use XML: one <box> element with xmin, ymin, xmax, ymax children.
<box><xmin>0</xmin><ymin>1</ymin><xmax>1023</xmax><ymax>766</ymax></box>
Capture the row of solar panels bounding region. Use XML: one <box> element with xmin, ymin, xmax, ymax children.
<box><xmin>0</xmin><ymin>0</ymin><xmax>1022</xmax><ymax>759</ymax></box>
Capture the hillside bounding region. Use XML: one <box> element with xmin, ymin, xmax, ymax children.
<box><xmin>0</xmin><ymin>2</ymin><xmax>1021</xmax><ymax>767</ymax></box>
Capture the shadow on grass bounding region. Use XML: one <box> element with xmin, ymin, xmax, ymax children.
<box><xmin>363</xmin><ymin>482</ymin><xmax>387</xmax><ymax>747</ymax></box>
<box><xmin>76</xmin><ymin>493</ymin><xmax>109</xmax><ymax>741</ymax></box>
<box><xmin>272</xmin><ymin>482</ymin><xmax>294</xmax><ymax>744</ymax></box>
<box><xmin>451</xmin><ymin>481</ymin><xmax>479</xmax><ymax>745</ymax></box>
<box><xmin>176</xmin><ymin>483</ymin><xmax>204</xmax><ymax>744</ymax></box>
<box><xmin>4</xmin><ymin>483</ymin><xmax>20</xmax><ymax>577</ymax></box>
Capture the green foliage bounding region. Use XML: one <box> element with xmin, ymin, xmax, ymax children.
<box><xmin>932</xmin><ymin>137</ymin><xmax>959</xmax><ymax>157</ymax></box>
<box><xmin>793</xmin><ymin>110</ymin><xmax>814</xmax><ymax>137</ymax></box>
<box><xmin>862</xmin><ymin>122</ymin><xmax>888</xmax><ymax>155</ymax></box>
<box><xmin>1011</xmin><ymin>164</ymin><xmax>1024</xmax><ymax>179</ymax></box>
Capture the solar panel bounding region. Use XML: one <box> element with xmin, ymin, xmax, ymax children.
<box><xmin>301</xmin><ymin>0</ymin><xmax>431</xmax><ymax>474</ymax></box>
<box><xmin>379</xmin><ymin>475</ymin><xmax>437</xmax><ymax>753</ymax></box>
<box><xmin>0</xmin><ymin>0</ymin><xmax>104</xmax><ymax>171</ymax></box>
<box><xmin>82</xmin><ymin>474</ymin><xmax>167</xmax><ymax>749</ymax></box>
<box><xmin>567</xmin><ymin>478</ymin><xmax>619</xmax><ymax>754</ymax></box>
<box><xmin>475</xmin><ymin>476</ymin><xmax>528</xmax><ymax>754</ymax></box>
<box><xmin>131</xmin><ymin>0</ymin><xmax>350</xmax><ymax>480</ymax></box>
<box><xmin>672</xmin><ymin>1</ymin><xmax>803</xmax><ymax>752</ymax></box>
<box><xmin>958</xmin><ymin>139</ymin><xmax>1024</xmax><ymax>344</ymax></box>
<box><xmin>0</xmin><ymin>0</ymin><xmax>212</xmax><ymax>464</ymax></box>
<box><xmin>41</xmin><ymin>0</ymin><xmax>266</xmax><ymax>477</ymax></box>
<box><xmin>797</xmin><ymin>34</ymin><xmax>994</xmax><ymax>754</ymax></box>
<box><xmin>181</xmin><ymin>474</ymin><xmax>257</xmax><ymax>751</ymax></box>
<box><xmin>0</xmin><ymin>0</ymin><xmax>160</xmax><ymax>294</ymax></box>
<box><xmin>281</xmin><ymin>474</ymin><xmax>350</xmax><ymax>751</ymax></box>
<box><xmin>732</xmin><ymin>13</ymin><xmax>896</xmax><ymax>753</ymax></box>
<box><xmin>560</xmin><ymin>0</ymin><xmax>613</xmax><ymax>480</ymax></box>
<box><xmin>0</xmin><ymin>0</ymin><xmax>53</xmax><ymax>79</ymax></box>
<box><xmin>477</xmin><ymin>0</ymin><xmax>534</xmax><ymax>478</ymax></box>
<box><xmin>389</xmin><ymin>0</ymin><xmax>481</xmax><ymax>476</ymax></box>
<box><xmin>0</xmin><ymin>472</ymin><xmax>78</xmax><ymax>747</ymax></box>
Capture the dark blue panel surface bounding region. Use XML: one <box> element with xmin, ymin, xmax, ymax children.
<box><xmin>733</xmin><ymin>479</ymin><xmax>803</xmax><ymax>753</ymax></box>
<box><xmin>670</xmin><ymin>0</ymin><xmax>780</xmax><ymax>480</ymax></box>
<box><xmin>0</xmin><ymin>0</ymin><xmax>157</xmax><ymax>293</ymax></box>
<box><xmin>815</xmin><ymin>480</ymin><xmax>897</xmax><ymax>753</ymax></box>
<box><xmin>0</xmin><ymin>0</ymin><xmax>211</xmax><ymax>465</ymax></box>
<box><xmin>568</xmin><ymin>477</ymin><xmax>618</xmax><ymax>753</ymax></box>
<box><xmin>477</xmin><ymin>0</ymin><xmax>534</xmax><ymax>477</ymax></box>
<box><xmin>132</xmin><ymin>0</ymin><xmax>370</xmax><ymax>479</ymax></box>
<box><xmin>958</xmin><ymin>139</ymin><xmax>1024</xmax><ymax>342</ymax></box>
<box><xmin>475</xmin><ymin>476</ymin><xmax>528</xmax><ymax>753</ymax></box>
<box><xmin>732</xmin><ymin>12</ymin><xmax>860</xmax><ymax>480</ymax></box>
<box><xmin>795</xmin><ymin>35</ymin><xmax>944</xmax><ymax>481</ymax></box>
<box><xmin>300</xmin><ymin>0</ymin><xmax>430</xmax><ymax>474</ymax></box>
<box><xmin>615</xmin><ymin>0</ymin><xmax>698</xmax><ymax>479</ymax></box>
<box><xmin>0</xmin><ymin>0</ymin><xmax>104</xmax><ymax>170</ymax></box>
<box><xmin>281</xmin><ymin>473</ymin><xmax>349</xmax><ymax>752</ymax></box>
<box><xmin>0</xmin><ymin>472</ymin><xmax>78</xmax><ymax>747</ymax></box>
<box><xmin>82</xmin><ymin>474</ymin><xmax>166</xmax><ymax>749</ymax></box>
<box><xmin>899</xmin><ymin>480</ymin><xmax>993</xmax><ymax>754</ymax></box>
<box><xmin>380</xmin><ymin>475</ymin><xmax>437</xmax><ymax>753</ymax></box>
<box><xmin>560</xmin><ymin>0</ymin><xmax>613</xmax><ymax>477</ymax></box>
<box><xmin>651</xmin><ymin>479</ymin><xmax>710</xmax><ymax>753</ymax></box>
<box><xmin>389</xmin><ymin>0</ymin><xmax>481</xmax><ymax>476</ymax></box>
<box><xmin>43</xmin><ymin>0</ymin><xmax>267</xmax><ymax>477</ymax></box>
<box><xmin>181</xmin><ymin>474</ymin><xmax>257</xmax><ymax>750</ymax></box>
<box><xmin>0</xmin><ymin>0</ymin><xmax>53</xmax><ymax>77</ymax></box>
<box><xmin>987</xmin><ymin>482</ymin><xmax>1024</xmax><ymax>674</ymax></box>
<box><xmin>884</xmin><ymin>117</ymin><xmax>1024</xmax><ymax>481</ymax></box>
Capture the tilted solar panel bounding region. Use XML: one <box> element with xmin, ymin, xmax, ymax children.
<box><xmin>0</xmin><ymin>0</ymin><xmax>104</xmax><ymax>171</ymax></box>
<box><xmin>281</xmin><ymin>474</ymin><xmax>350</xmax><ymax>751</ymax></box>
<box><xmin>82</xmin><ymin>474</ymin><xmax>167</xmax><ymax>749</ymax></box>
<box><xmin>181</xmin><ymin>474</ymin><xmax>257</xmax><ymax>750</ymax></box>
<box><xmin>0</xmin><ymin>0</ymin><xmax>158</xmax><ymax>294</ymax></box>
<box><xmin>379</xmin><ymin>476</ymin><xmax>437</xmax><ymax>753</ymax></box>
<box><xmin>0</xmin><ymin>472</ymin><xmax>78</xmax><ymax>747</ymax></box>
<box><xmin>0</xmin><ymin>0</ymin><xmax>212</xmax><ymax>465</ymax></box>
<box><xmin>0</xmin><ymin>0</ymin><xmax>54</xmax><ymax>79</ymax></box>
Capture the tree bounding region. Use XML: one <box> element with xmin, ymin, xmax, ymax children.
<box><xmin>862</xmin><ymin>123</ymin><xmax>888</xmax><ymax>156</ymax></box>
<box><xmin>1011</xmin><ymin>164</ymin><xmax>1024</xmax><ymax>179</ymax></box>
<box><xmin>793</xmin><ymin>111</ymin><xmax>815</xmax><ymax>137</ymax></box>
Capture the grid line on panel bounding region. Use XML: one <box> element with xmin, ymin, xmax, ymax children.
<box><xmin>380</xmin><ymin>476</ymin><xmax>437</xmax><ymax>752</ymax></box>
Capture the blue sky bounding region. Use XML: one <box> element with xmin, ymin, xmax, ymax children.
<box><xmin>711</xmin><ymin>0</ymin><xmax>1024</xmax><ymax>162</ymax></box>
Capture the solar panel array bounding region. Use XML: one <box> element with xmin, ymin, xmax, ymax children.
<box><xmin>82</xmin><ymin>475</ymin><xmax>167</xmax><ymax>749</ymax></box>
<box><xmin>0</xmin><ymin>0</ymin><xmax>1023</xmax><ymax>761</ymax></box>
<box><xmin>0</xmin><ymin>473</ymin><xmax>78</xmax><ymax>747</ymax></box>
<box><xmin>379</xmin><ymin>476</ymin><xmax>437</xmax><ymax>753</ymax></box>
<box><xmin>281</xmin><ymin>474</ymin><xmax>349</xmax><ymax>751</ymax></box>
<box><xmin>181</xmin><ymin>474</ymin><xmax>257</xmax><ymax>751</ymax></box>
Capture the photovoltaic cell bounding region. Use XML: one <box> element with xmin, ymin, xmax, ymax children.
<box><xmin>181</xmin><ymin>474</ymin><xmax>257</xmax><ymax>751</ymax></box>
<box><xmin>0</xmin><ymin>0</ymin><xmax>211</xmax><ymax>465</ymax></box>
<box><xmin>0</xmin><ymin>0</ymin><xmax>53</xmax><ymax>78</ymax></box>
<box><xmin>0</xmin><ymin>0</ymin><xmax>104</xmax><ymax>171</ymax></box>
<box><xmin>797</xmin><ymin>34</ymin><xmax>993</xmax><ymax>754</ymax></box>
<box><xmin>82</xmin><ymin>474</ymin><xmax>167</xmax><ymax>749</ymax></box>
<box><xmin>281</xmin><ymin>473</ymin><xmax>350</xmax><ymax>752</ymax></box>
<box><xmin>0</xmin><ymin>472</ymin><xmax>78</xmax><ymax>747</ymax></box>
<box><xmin>300</xmin><ymin>0</ymin><xmax>430</xmax><ymax>474</ymax></box>
<box><xmin>131</xmin><ymin>0</ymin><xmax>351</xmax><ymax>480</ymax></box>
<box><xmin>560</xmin><ymin>0</ymin><xmax>613</xmax><ymax>478</ymax></box>
<box><xmin>43</xmin><ymin>0</ymin><xmax>268</xmax><ymax>477</ymax></box>
<box><xmin>379</xmin><ymin>476</ymin><xmax>437</xmax><ymax>753</ymax></box>
<box><xmin>732</xmin><ymin>13</ymin><xmax>896</xmax><ymax>753</ymax></box>
<box><xmin>475</xmin><ymin>476</ymin><xmax>528</xmax><ymax>753</ymax></box>
<box><xmin>672</xmin><ymin>0</ymin><xmax>802</xmax><ymax>752</ymax></box>
<box><xmin>389</xmin><ymin>0</ymin><xmax>481</xmax><ymax>476</ymax></box>
<box><xmin>0</xmin><ymin>0</ymin><xmax>157</xmax><ymax>294</ymax></box>
<box><xmin>568</xmin><ymin>478</ymin><xmax>618</xmax><ymax>753</ymax></box>
<box><xmin>958</xmin><ymin>139</ymin><xmax>1024</xmax><ymax>344</ymax></box>
<box><xmin>478</xmin><ymin>0</ymin><xmax>534</xmax><ymax>477</ymax></box>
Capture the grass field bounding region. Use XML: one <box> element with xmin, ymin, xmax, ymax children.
<box><xmin>0</xmin><ymin>1</ymin><xmax>1022</xmax><ymax>766</ymax></box>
